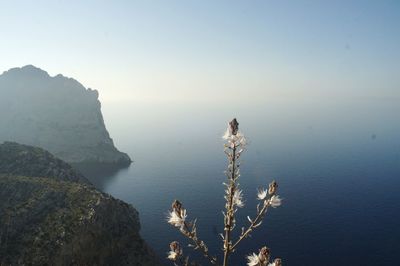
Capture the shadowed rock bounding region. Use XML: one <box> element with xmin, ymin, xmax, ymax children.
<box><xmin>0</xmin><ymin>142</ymin><xmax>159</xmax><ymax>265</ymax></box>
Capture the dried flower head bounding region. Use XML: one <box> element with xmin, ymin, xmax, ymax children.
<box><xmin>257</xmin><ymin>188</ymin><xmax>268</xmax><ymax>200</ymax></box>
<box><xmin>233</xmin><ymin>189</ymin><xmax>244</xmax><ymax>208</ymax></box>
<box><xmin>269</xmin><ymin>195</ymin><xmax>282</xmax><ymax>208</ymax></box>
<box><xmin>268</xmin><ymin>180</ymin><xmax>278</xmax><ymax>195</ymax></box>
<box><xmin>170</xmin><ymin>241</ymin><xmax>180</xmax><ymax>251</ymax></box>
<box><xmin>168</xmin><ymin>241</ymin><xmax>183</xmax><ymax>261</ymax></box>
<box><xmin>270</xmin><ymin>258</ymin><xmax>282</xmax><ymax>266</ymax></box>
<box><xmin>223</xmin><ymin>118</ymin><xmax>239</xmax><ymax>138</ymax></box>
<box><xmin>236</xmin><ymin>132</ymin><xmax>247</xmax><ymax>147</ymax></box>
<box><xmin>258</xmin><ymin>246</ymin><xmax>271</xmax><ymax>263</ymax></box>
<box><xmin>229</xmin><ymin>118</ymin><xmax>239</xmax><ymax>135</ymax></box>
<box><xmin>247</xmin><ymin>246</ymin><xmax>271</xmax><ymax>266</ymax></box>
<box><xmin>246</xmin><ymin>253</ymin><xmax>260</xmax><ymax>266</ymax></box>
<box><xmin>167</xmin><ymin>200</ymin><xmax>187</xmax><ymax>229</ymax></box>
<box><xmin>172</xmin><ymin>199</ymin><xmax>182</xmax><ymax>212</ymax></box>
<box><xmin>223</xmin><ymin>118</ymin><xmax>247</xmax><ymax>150</ymax></box>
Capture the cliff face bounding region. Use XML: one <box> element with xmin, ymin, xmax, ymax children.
<box><xmin>0</xmin><ymin>142</ymin><xmax>159</xmax><ymax>265</ymax></box>
<box><xmin>0</xmin><ymin>65</ymin><xmax>131</xmax><ymax>165</ymax></box>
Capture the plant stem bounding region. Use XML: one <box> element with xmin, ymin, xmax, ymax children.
<box><xmin>223</xmin><ymin>145</ymin><xmax>236</xmax><ymax>266</ymax></box>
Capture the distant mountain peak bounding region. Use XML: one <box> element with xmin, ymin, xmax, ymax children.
<box><xmin>21</xmin><ymin>64</ymin><xmax>43</xmax><ymax>71</ymax></box>
<box><xmin>2</xmin><ymin>64</ymin><xmax>50</xmax><ymax>78</ymax></box>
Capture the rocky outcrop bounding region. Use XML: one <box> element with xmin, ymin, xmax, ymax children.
<box><xmin>0</xmin><ymin>143</ymin><xmax>159</xmax><ymax>265</ymax></box>
<box><xmin>0</xmin><ymin>65</ymin><xmax>131</xmax><ymax>165</ymax></box>
<box><xmin>0</xmin><ymin>142</ymin><xmax>89</xmax><ymax>184</ymax></box>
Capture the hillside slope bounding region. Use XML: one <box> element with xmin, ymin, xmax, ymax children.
<box><xmin>0</xmin><ymin>142</ymin><xmax>159</xmax><ymax>265</ymax></box>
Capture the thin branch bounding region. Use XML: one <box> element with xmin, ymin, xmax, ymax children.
<box><xmin>180</xmin><ymin>221</ymin><xmax>219</xmax><ymax>265</ymax></box>
<box><xmin>231</xmin><ymin>201</ymin><xmax>270</xmax><ymax>251</ymax></box>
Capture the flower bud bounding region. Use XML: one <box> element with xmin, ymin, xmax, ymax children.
<box><xmin>170</xmin><ymin>241</ymin><xmax>181</xmax><ymax>253</ymax></box>
<box><xmin>268</xmin><ymin>180</ymin><xmax>278</xmax><ymax>195</ymax></box>
<box><xmin>229</xmin><ymin>118</ymin><xmax>239</xmax><ymax>136</ymax></box>
<box><xmin>172</xmin><ymin>200</ymin><xmax>182</xmax><ymax>212</ymax></box>
<box><xmin>274</xmin><ymin>258</ymin><xmax>282</xmax><ymax>266</ymax></box>
<box><xmin>171</xmin><ymin>199</ymin><xmax>187</xmax><ymax>220</ymax></box>
<box><xmin>168</xmin><ymin>241</ymin><xmax>183</xmax><ymax>261</ymax></box>
<box><xmin>258</xmin><ymin>246</ymin><xmax>271</xmax><ymax>263</ymax></box>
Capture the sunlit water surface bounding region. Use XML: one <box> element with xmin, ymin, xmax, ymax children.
<box><xmin>78</xmin><ymin>98</ymin><xmax>400</xmax><ymax>265</ymax></box>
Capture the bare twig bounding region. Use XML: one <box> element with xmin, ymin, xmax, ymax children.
<box><xmin>180</xmin><ymin>221</ymin><xmax>218</xmax><ymax>265</ymax></box>
<box><xmin>231</xmin><ymin>200</ymin><xmax>270</xmax><ymax>251</ymax></box>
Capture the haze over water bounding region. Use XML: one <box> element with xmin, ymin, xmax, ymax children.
<box><xmin>78</xmin><ymin>97</ymin><xmax>400</xmax><ymax>265</ymax></box>
<box><xmin>2</xmin><ymin>1</ymin><xmax>400</xmax><ymax>265</ymax></box>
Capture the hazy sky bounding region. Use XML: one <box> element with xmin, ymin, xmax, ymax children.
<box><xmin>1</xmin><ymin>0</ymin><xmax>399</xmax><ymax>104</ymax></box>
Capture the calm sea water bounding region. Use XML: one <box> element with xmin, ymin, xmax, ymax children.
<box><xmin>77</xmin><ymin>98</ymin><xmax>400</xmax><ymax>265</ymax></box>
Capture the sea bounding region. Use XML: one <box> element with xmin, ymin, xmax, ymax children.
<box><xmin>76</xmin><ymin>97</ymin><xmax>400</xmax><ymax>266</ymax></box>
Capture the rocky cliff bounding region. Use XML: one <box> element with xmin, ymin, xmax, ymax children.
<box><xmin>0</xmin><ymin>65</ymin><xmax>131</xmax><ymax>165</ymax></box>
<box><xmin>0</xmin><ymin>142</ymin><xmax>159</xmax><ymax>265</ymax></box>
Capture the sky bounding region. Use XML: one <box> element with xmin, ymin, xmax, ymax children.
<box><xmin>0</xmin><ymin>0</ymin><xmax>399</xmax><ymax>105</ymax></box>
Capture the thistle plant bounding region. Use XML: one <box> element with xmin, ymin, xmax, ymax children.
<box><xmin>167</xmin><ymin>119</ymin><xmax>282</xmax><ymax>266</ymax></box>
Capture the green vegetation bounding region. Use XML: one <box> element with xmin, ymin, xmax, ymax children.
<box><xmin>0</xmin><ymin>142</ymin><xmax>159</xmax><ymax>265</ymax></box>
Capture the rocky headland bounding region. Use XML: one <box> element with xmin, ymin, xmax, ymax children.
<box><xmin>0</xmin><ymin>65</ymin><xmax>131</xmax><ymax>165</ymax></box>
